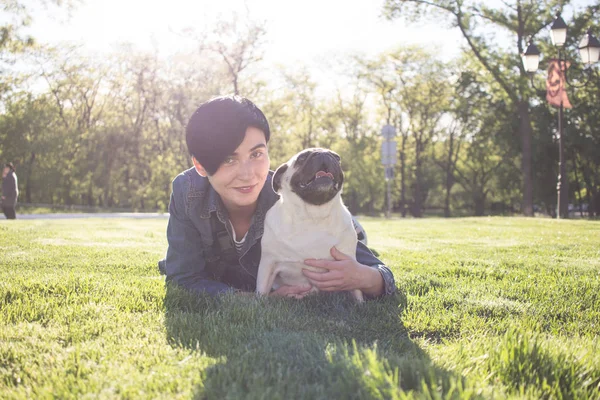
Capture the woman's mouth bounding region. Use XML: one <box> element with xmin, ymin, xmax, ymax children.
<box><xmin>234</xmin><ymin>184</ymin><xmax>257</xmax><ymax>194</ymax></box>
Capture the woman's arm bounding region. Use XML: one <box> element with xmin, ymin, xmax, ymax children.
<box><xmin>164</xmin><ymin>176</ymin><xmax>233</xmax><ymax>296</ymax></box>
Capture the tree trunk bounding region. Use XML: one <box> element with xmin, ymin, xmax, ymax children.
<box><xmin>400</xmin><ymin>136</ymin><xmax>407</xmax><ymax>217</ymax></box>
<box><xmin>572</xmin><ymin>155</ymin><xmax>584</xmax><ymax>217</ymax></box>
<box><xmin>64</xmin><ymin>181</ymin><xmax>72</xmax><ymax>206</ymax></box>
<box><xmin>412</xmin><ymin>153</ymin><xmax>423</xmax><ymax>218</ymax></box>
<box><xmin>103</xmin><ymin>169</ymin><xmax>112</xmax><ymax>207</ymax></box>
<box><xmin>347</xmin><ymin>191</ymin><xmax>358</xmax><ymax>215</ymax></box>
<box><xmin>444</xmin><ymin>184</ymin><xmax>451</xmax><ymax>218</ymax></box>
<box><xmin>580</xmin><ymin>162</ymin><xmax>596</xmax><ymax>217</ymax></box>
<box><xmin>518</xmin><ymin>101</ymin><xmax>534</xmax><ymax>216</ymax></box>
<box><xmin>25</xmin><ymin>152</ymin><xmax>36</xmax><ymax>203</ymax></box>
<box><xmin>87</xmin><ymin>181</ymin><xmax>94</xmax><ymax>206</ymax></box>
<box><xmin>474</xmin><ymin>193</ymin><xmax>486</xmax><ymax>216</ymax></box>
<box><xmin>592</xmin><ymin>192</ymin><xmax>600</xmax><ymax>218</ymax></box>
<box><xmin>232</xmin><ymin>75</ymin><xmax>239</xmax><ymax>96</ymax></box>
<box><xmin>444</xmin><ymin>132</ymin><xmax>454</xmax><ymax>218</ymax></box>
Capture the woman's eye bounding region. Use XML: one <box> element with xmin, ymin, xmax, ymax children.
<box><xmin>251</xmin><ymin>151</ymin><xmax>264</xmax><ymax>159</ymax></box>
<box><xmin>223</xmin><ymin>157</ymin><xmax>235</xmax><ymax>165</ymax></box>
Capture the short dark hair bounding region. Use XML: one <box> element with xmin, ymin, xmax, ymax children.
<box><xmin>5</xmin><ymin>162</ymin><xmax>14</xmax><ymax>171</ymax></box>
<box><xmin>186</xmin><ymin>95</ymin><xmax>270</xmax><ymax>175</ymax></box>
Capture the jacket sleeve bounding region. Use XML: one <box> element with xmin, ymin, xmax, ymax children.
<box><xmin>164</xmin><ymin>176</ymin><xmax>233</xmax><ymax>296</ymax></box>
<box><xmin>355</xmin><ymin>241</ymin><xmax>397</xmax><ymax>298</ymax></box>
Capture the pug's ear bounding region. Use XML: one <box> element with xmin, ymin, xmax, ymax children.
<box><xmin>272</xmin><ymin>164</ymin><xmax>289</xmax><ymax>193</ymax></box>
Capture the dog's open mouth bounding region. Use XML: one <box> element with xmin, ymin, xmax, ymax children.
<box><xmin>299</xmin><ymin>170</ymin><xmax>335</xmax><ymax>188</ymax></box>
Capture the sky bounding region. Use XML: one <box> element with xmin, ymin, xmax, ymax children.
<box><xmin>24</xmin><ymin>0</ymin><xmax>597</xmax><ymax>96</ymax></box>
<box><xmin>27</xmin><ymin>0</ymin><xmax>464</xmax><ymax>81</ymax></box>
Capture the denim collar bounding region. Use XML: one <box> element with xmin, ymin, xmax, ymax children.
<box><xmin>194</xmin><ymin>172</ymin><xmax>279</xmax><ymax>244</ymax></box>
<box><xmin>201</xmin><ymin>185</ymin><xmax>227</xmax><ymax>222</ymax></box>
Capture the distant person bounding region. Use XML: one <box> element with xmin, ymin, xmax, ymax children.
<box><xmin>2</xmin><ymin>162</ymin><xmax>18</xmax><ymax>220</ymax></box>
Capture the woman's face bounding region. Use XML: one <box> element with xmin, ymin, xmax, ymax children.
<box><xmin>194</xmin><ymin>126</ymin><xmax>270</xmax><ymax>213</ymax></box>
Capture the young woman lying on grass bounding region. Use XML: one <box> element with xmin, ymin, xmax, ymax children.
<box><xmin>159</xmin><ymin>95</ymin><xmax>395</xmax><ymax>299</ymax></box>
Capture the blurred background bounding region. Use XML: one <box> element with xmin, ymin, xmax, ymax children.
<box><xmin>0</xmin><ymin>0</ymin><xmax>598</xmax><ymax>218</ymax></box>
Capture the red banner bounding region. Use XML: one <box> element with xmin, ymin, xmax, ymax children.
<box><xmin>546</xmin><ymin>59</ymin><xmax>572</xmax><ymax>109</ymax></box>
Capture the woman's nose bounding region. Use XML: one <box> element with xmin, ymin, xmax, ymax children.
<box><xmin>237</xmin><ymin>160</ymin><xmax>254</xmax><ymax>180</ymax></box>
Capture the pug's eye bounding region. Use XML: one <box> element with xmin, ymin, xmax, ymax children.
<box><xmin>297</xmin><ymin>153</ymin><xmax>308</xmax><ymax>162</ymax></box>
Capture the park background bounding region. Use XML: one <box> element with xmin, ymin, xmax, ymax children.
<box><xmin>1</xmin><ymin>0</ymin><xmax>598</xmax><ymax>218</ymax></box>
<box><xmin>2</xmin><ymin>1</ymin><xmax>600</xmax><ymax>399</ymax></box>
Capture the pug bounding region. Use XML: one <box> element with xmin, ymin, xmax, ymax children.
<box><xmin>256</xmin><ymin>148</ymin><xmax>364</xmax><ymax>302</ymax></box>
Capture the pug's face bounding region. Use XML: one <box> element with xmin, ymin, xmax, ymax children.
<box><xmin>273</xmin><ymin>148</ymin><xmax>344</xmax><ymax>206</ymax></box>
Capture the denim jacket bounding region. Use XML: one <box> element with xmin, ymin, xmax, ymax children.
<box><xmin>164</xmin><ymin>167</ymin><xmax>396</xmax><ymax>297</ymax></box>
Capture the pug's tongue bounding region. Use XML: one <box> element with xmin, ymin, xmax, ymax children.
<box><xmin>316</xmin><ymin>171</ymin><xmax>334</xmax><ymax>179</ymax></box>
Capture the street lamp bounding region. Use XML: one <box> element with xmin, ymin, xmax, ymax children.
<box><xmin>522</xmin><ymin>41</ymin><xmax>541</xmax><ymax>73</ymax></box>
<box><xmin>521</xmin><ymin>13</ymin><xmax>599</xmax><ymax>219</ymax></box>
<box><xmin>579</xmin><ymin>29</ymin><xmax>600</xmax><ymax>65</ymax></box>
<box><xmin>550</xmin><ymin>12</ymin><xmax>567</xmax><ymax>47</ymax></box>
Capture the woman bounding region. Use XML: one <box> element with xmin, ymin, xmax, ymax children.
<box><xmin>2</xmin><ymin>162</ymin><xmax>18</xmax><ymax>220</ymax></box>
<box><xmin>162</xmin><ymin>95</ymin><xmax>396</xmax><ymax>299</ymax></box>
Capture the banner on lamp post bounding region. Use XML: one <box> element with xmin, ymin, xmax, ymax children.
<box><xmin>546</xmin><ymin>59</ymin><xmax>573</xmax><ymax>109</ymax></box>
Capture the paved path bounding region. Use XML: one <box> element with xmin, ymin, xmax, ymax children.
<box><xmin>7</xmin><ymin>213</ymin><xmax>169</xmax><ymax>220</ymax></box>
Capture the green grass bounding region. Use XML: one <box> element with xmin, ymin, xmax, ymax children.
<box><xmin>15</xmin><ymin>205</ymin><xmax>136</xmax><ymax>214</ymax></box>
<box><xmin>1</xmin><ymin>217</ymin><xmax>599</xmax><ymax>399</ymax></box>
<box><xmin>13</xmin><ymin>206</ymin><xmax>59</xmax><ymax>214</ymax></box>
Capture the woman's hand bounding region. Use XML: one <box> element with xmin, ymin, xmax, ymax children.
<box><xmin>269</xmin><ymin>284</ymin><xmax>313</xmax><ymax>299</ymax></box>
<box><xmin>303</xmin><ymin>247</ymin><xmax>384</xmax><ymax>297</ymax></box>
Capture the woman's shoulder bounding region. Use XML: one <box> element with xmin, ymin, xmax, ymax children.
<box><xmin>172</xmin><ymin>167</ymin><xmax>210</xmax><ymax>193</ymax></box>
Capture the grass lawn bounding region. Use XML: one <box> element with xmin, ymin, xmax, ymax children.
<box><xmin>1</xmin><ymin>217</ymin><xmax>599</xmax><ymax>399</ymax></box>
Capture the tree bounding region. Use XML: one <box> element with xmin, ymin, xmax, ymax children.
<box><xmin>567</xmin><ymin>70</ymin><xmax>600</xmax><ymax>216</ymax></box>
<box><xmin>327</xmin><ymin>67</ymin><xmax>386</xmax><ymax>214</ymax></box>
<box><xmin>32</xmin><ymin>46</ymin><xmax>107</xmax><ymax>205</ymax></box>
<box><xmin>190</xmin><ymin>11</ymin><xmax>266</xmax><ymax>96</ymax></box>
<box><xmin>452</xmin><ymin>66</ymin><xmax>521</xmax><ymax>216</ymax></box>
<box><xmin>432</xmin><ymin>119</ymin><xmax>463</xmax><ymax>217</ymax></box>
<box><xmin>382</xmin><ymin>0</ymin><xmax>592</xmax><ymax>216</ymax></box>
<box><xmin>1</xmin><ymin>1</ymin><xmax>73</xmax><ymax>57</ymax></box>
<box><xmin>1</xmin><ymin>1</ymin><xmax>76</xmax><ymax>98</ymax></box>
<box><xmin>368</xmin><ymin>48</ymin><xmax>450</xmax><ymax>217</ymax></box>
<box><xmin>0</xmin><ymin>92</ymin><xmax>61</xmax><ymax>203</ymax></box>
<box><xmin>357</xmin><ymin>52</ymin><xmax>410</xmax><ymax>216</ymax></box>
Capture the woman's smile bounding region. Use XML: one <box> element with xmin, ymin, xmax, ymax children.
<box><xmin>233</xmin><ymin>183</ymin><xmax>258</xmax><ymax>194</ymax></box>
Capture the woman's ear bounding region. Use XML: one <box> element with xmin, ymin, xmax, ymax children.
<box><xmin>192</xmin><ymin>157</ymin><xmax>208</xmax><ymax>177</ymax></box>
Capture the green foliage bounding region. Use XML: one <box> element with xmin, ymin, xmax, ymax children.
<box><xmin>381</xmin><ymin>0</ymin><xmax>600</xmax><ymax>217</ymax></box>
<box><xmin>1</xmin><ymin>1</ymin><xmax>599</xmax><ymax>216</ymax></box>
<box><xmin>357</xmin><ymin>47</ymin><xmax>453</xmax><ymax>216</ymax></box>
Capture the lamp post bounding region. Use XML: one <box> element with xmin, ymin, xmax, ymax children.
<box><xmin>522</xmin><ymin>13</ymin><xmax>600</xmax><ymax>219</ymax></box>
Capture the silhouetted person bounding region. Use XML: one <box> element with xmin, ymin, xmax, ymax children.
<box><xmin>2</xmin><ymin>162</ymin><xmax>18</xmax><ymax>219</ymax></box>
